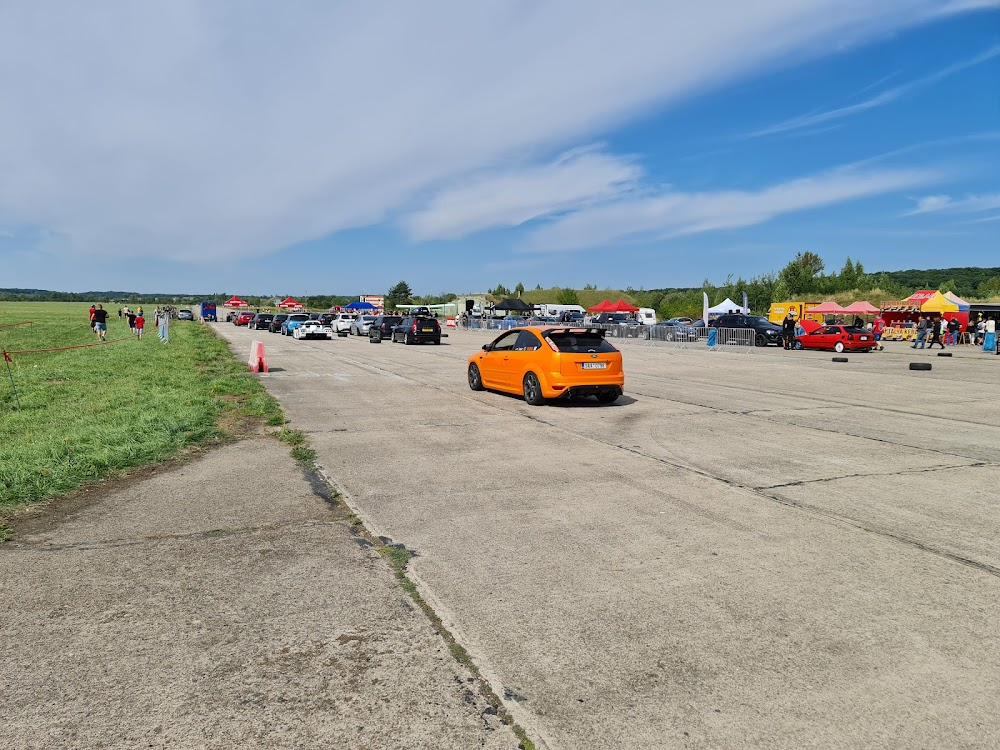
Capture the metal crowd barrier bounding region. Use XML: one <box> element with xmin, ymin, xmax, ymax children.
<box><xmin>453</xmin><ymin>321</ymin><xmax>758</xmax><ymax>352</ymax></box>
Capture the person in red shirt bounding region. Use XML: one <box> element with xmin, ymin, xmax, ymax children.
<box><xmin>873</xmin><ymin>315</ymin><xmax>885</xmax><ymax>340</ymax></box>
<box><xmin>135</xmin><ymin>313</ymin><xmax>145</xmax><ymax>340</ymax></box>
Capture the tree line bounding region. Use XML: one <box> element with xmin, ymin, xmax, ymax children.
<box><xmin>5</xmin><ymin>259</ymin><xmax>999</xmax><ymax>318</ymax></box>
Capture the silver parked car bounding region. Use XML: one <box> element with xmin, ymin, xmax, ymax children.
<box><xmin>350</xmin><ymin>315</ymin><xmax>377</xmax><ymax>335</ymax></box>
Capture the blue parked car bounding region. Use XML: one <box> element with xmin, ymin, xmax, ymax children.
<box><xmin>280</xmin><ymin>313</ymin><xmax>311</xmax><ymax>336</ymax></box>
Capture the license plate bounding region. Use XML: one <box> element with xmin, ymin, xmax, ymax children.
<box><xmin>421</xmin><ymin>328</ymin><xmax>434</xmax><ymax>332</ymax></box>
<box><xmin>582</xmin><ymin>362</ymin><xmax>607</xmax><ymax>369</ymax></box>
<box><xmin>860</xmin><ymin>336</ymin><xmax>869</xmax><ymax>340</ymax></box>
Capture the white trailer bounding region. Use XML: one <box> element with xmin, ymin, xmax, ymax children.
<box><xmin>636</xmin><ymin>307</ymin><xmax>657</xmax><ymax>325</ymax></box>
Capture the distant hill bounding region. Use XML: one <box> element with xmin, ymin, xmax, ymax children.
<box><xmin>0</xmin><ymin>288</ymin><xmax>208</xmax><ymax>302</ymax></box>
<box><xmin>874</xmin><ymin>267</ymin><xmax>1000</xmax><ymax>297</ymax></box>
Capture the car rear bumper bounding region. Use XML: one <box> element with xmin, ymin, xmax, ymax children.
<box><xmin>553</xmin><ymin>384</ymin><xmax>624</xmax><ymax>399</ymax></box>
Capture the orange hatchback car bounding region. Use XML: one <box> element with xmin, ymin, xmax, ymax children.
<box><xmin>467</xmin><ymin>327</ymin><xmax>624</xmax><ymax>405</ymax></box>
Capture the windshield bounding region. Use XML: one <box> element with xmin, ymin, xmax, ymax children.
<box><xmin>544</xmin><ymin>330</ymin><xmax>618</xmax><ymax>353</ymax></box>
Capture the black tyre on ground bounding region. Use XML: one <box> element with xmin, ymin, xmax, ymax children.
<box><xmin>523</xmin><ymin>372</ymin><xmax>545</xmax><ymax>406</ymax></box>
<box><xmin>755</xmin><ymin>334</ymin><xmax>767</xmax><ymax>347</ymax></box>
<box><xmin>910</xmin><ymin>362</ymin><xmax>932</xmax><ymax>371</ymax></box>
<box><xmin>404</xmin><ymin>333</ymin><xmax>412</xmax><ymax>345</ymax></box>
<box><xmin>468</xmin><ymin>364</ymin><xmax>484</xmax><ymax>391</ymax></box>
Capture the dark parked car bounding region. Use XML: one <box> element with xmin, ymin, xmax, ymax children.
<box><xmin>249</xmin><ymin>313</ymin><xmax>274</xmax><ymax>330</ymax></box>
<box><xmin>592</xmin><ymin>312</ymin><xmax>638</xmax><ymax>326</ymax></box>
<box><xmin>177</xmin><ymin>309</ymin><xmax>194</xmax><ymax>321</ymax></box>
<box><xmin>368</xmin><ymin>315</ymin><xmax>403</xmax><ymax>342</ymax></box>
<box><xmin>392</xmin><ymin>316</ymin><xmax>441</xmax><ymax>345</ymax></box>
<box><xmin>269</xmin><ymin>313</ymin><xmax>289</xmax><ymax>333</ymax></box>
<box><xmin>712</xmin><ymin>314</ymin><xmax>783</xmax><ymax>347</ymax></box>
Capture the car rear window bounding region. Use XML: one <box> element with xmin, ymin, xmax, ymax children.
<box><xmin>289</xmin><ymin>314</ymin><xmax>309</xmax><ymax>321</ymax></box>
<box><xmin>544</xmin><ymin>330</ymin><xmax>617</xmax><ymax>353</ymax></box>
<box><xmin>382</xmin><ymin>317</ymin><xmax>402</xmax><ymax>326</ymax></box>
<box><xmin>415</xmin><ymin>317</ymin><xmax>440</xmax><ymax>329</ymax></box>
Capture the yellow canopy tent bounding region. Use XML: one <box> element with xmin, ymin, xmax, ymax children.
<box><xmin>920</xmin><ymin>291</ymin><xmax>959</xmax><ymax>313</ymax></box>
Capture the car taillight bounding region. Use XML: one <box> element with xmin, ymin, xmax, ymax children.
<box><xmin>412</xmin><ymin>322</ymin><xmax>418</xmax><ymax>332</ymax></box>
<box><xmin>544</xmin><ymin>336</ymin><xmax>559</xmax><ymax>352</ymax></box>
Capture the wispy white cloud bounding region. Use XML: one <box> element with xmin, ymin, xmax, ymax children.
<box><xmin>525</xmin><ymin>166</ymin><xmax>939</xmax><ymax>251</ymax></box>
<box><xmin>0</xmin><ymin>1</ymin><xmax>990</xmax><ymax>263</ymax></box>
<box><xmin>748</xmin><ymin>44</ymin><xmax>1000</xmax><ymax>138</ymax></box>
<box><xmin>402</xmin><ymin>147</ymin><xmax>640</xmax><ymax>241</ymax></box>
<box><xmin>905</xmin><ymin>192</ymin><xmax>1000</xmax><ymax>216</ymax></box>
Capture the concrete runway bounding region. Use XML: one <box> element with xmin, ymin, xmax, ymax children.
<box><xmin>221</xmin><ymin>324</ymin><xmax>1000</xmax><ymax>749</ymax></box>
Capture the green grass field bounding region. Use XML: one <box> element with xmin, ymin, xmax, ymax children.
<box><xmin>0</xmin><ymin>302</ymin><xmax>282</xmax><ymax>512</ymax></box>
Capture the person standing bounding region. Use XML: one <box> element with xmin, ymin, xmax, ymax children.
<box><xmin>782</xmin><ymin>312</ymin><xmax>797</xmax><ymax>350</ymax></box>
<box><xmin>91</xmin><ymin>304</ymin><xmax>109</xmax><ymax>341</ymax></box>
<box><xmin>135</xmin><ymin>312</ymin><xmax>145</xmax><ymax>340</ymax></box>
<box><xmin>946</xmin><ymin>316</ymin><xmax>960</xmax><ymax>346</ymax></box>
<box><xmin>912</xmin><ymin>316</ymin><xmax>928</xmax><ymax>349</ymax></box>
<box><xmin>88</xmin><ymin>304</ymin><xmax>97</xmax><ymax>331</ymax></box>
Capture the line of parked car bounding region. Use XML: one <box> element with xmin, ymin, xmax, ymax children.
<box><xmin>224</xmin><ymin>309</ymin><xmax>443</xmax><ymax>345</ymax></box>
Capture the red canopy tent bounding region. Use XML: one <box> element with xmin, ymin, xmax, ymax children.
<box><xmin>225</xmin><ymin>296</ymin><xmax>249</xmax><ymax>307</ymax></box>
<box><xmin>610</xmin><ymin>299</ymin><xmax>639</xmax><ymax>312</ymax></box>
<box><xmin>276</xmin><ymin>297</ymin><xmax>303</xmax><ymax>309</ymax></box>
<box><xmin>587</xmin><ymin>300</ymin><xmax>616</xmax><ymax>312</ymax></box>
<box><xmin>807</xmin><ymin>301</ymin><xmax>848</xmax><ymax>315</ymax></box>
<box><xmin>843</xmin><ymin>301</ymin><xmax>879</xmax><ymax>314</ymax></box>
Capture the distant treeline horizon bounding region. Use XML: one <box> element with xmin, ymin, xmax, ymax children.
<box><xmin>4</xmin><ymin>262</ymin><xmax>1000</xmax><ymax>320</ymax></box>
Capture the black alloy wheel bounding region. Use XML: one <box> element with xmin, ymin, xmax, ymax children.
<box><xmin>468</xmin><ymin>363</ymin><xmax>484</xmax><ymax>391</ymax></box>
<box><xmin>755</xmin><ymin>334</ymin><xmax>767</xmax><ymax>347</ymax></box>
<box><xmin>523</xmin><ymin>372</ymin><xmax>544</xmax><ymax>406</ymax></box>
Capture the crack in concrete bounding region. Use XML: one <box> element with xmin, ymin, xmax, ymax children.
<box><xmin>3</xmin><ymin>519</ymin><xmax>335</xmax><ymax>553</ymax></box>
<box><xmin>759</xmin><ymin>462</ymin><xmax>990</xmax><ymax>490</ymax></box>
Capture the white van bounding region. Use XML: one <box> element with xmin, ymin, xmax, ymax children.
<box><xmin>636</xmin><ymin>307</ymin><xmax>657</xmax><ymax>325</ymax></box>
<box><xmin>539</xmin><ymin>304</ymin><xmax>586</xmax><ymax>318</ymax></box>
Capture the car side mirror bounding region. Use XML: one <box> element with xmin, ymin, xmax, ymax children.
<box><xmin>482</xmin><ymin>344</ymin><xmax>491</xmax><ymax>351</ymax></box>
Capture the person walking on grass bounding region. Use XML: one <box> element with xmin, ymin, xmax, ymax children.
<box><xmin>91</xmin><ymin>304</ymin><xmax>109</xmax><ymax>341</ymax></box>
<box><xmin>135</xmin><ymin>312</ymin><xmax>145</xmax><ymax>340</ymax></box>
<box><xmin>126</xmin><ymin>309</ymin><xmax>137</xmax><ymax>334</ymax></box>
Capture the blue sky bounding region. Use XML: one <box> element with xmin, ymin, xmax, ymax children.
<box><xmin>1</xmin><ymin>1</ymin><xmax>998</xmax><ymax>296</ymax></box>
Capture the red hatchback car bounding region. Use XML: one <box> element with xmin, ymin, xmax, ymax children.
<box><xmin>794</xmin><ymin>325</ymin><xmax>876</xmax><ymax>353</ymax></box>
<box><xmin>233</xmin><ymin>312</ymin><xmax>254</xmax><ymax>326</ymax></box>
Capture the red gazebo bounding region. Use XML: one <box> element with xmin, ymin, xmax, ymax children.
<box><xmin>225</xmin><ymin>296</ymin><xmax>249</xmax><ymax>307</ymax></box>
<box><xmin>588</xmin><ymin>299</ymin><xmax>639</xmax><ymax>313</ymax></box>
<box><xmin>276</xmin><ymin>297</ymin><xmax>303</xmax><ymax>310</ymax></box>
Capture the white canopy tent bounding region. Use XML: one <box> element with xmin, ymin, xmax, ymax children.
<box><xmin>707</xmin><ymin>297</ymin><xmax>749</xmax><ymax>317</ymax></box>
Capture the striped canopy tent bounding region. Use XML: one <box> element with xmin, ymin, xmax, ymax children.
<box><xmin>943</xmin><ymin>292</ymin><xmax>970</xmax><ymax>311</ymax></box>
<box><xmin>276</xmin><ymin>297</ymin><xmax>303</xmax><ymax>309</ymax></box>
<box><xmin>905</xmin><ymin>289</ymin><xmax>937</xmax><ymax>305</ymax></box>
<box><xmin>920</xmin><ymin>291</ymin><xmax>959</xmax><ymax>314</ymax></box>
<box><xmin>224</xmin><ymin>296</ymin><xmax>249</xmax><ymax>307</ymax></box>
<box><xmin>843</xmin><ymin>301</ymin><xmax>879</xmax><ymax>314</ymax></box>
